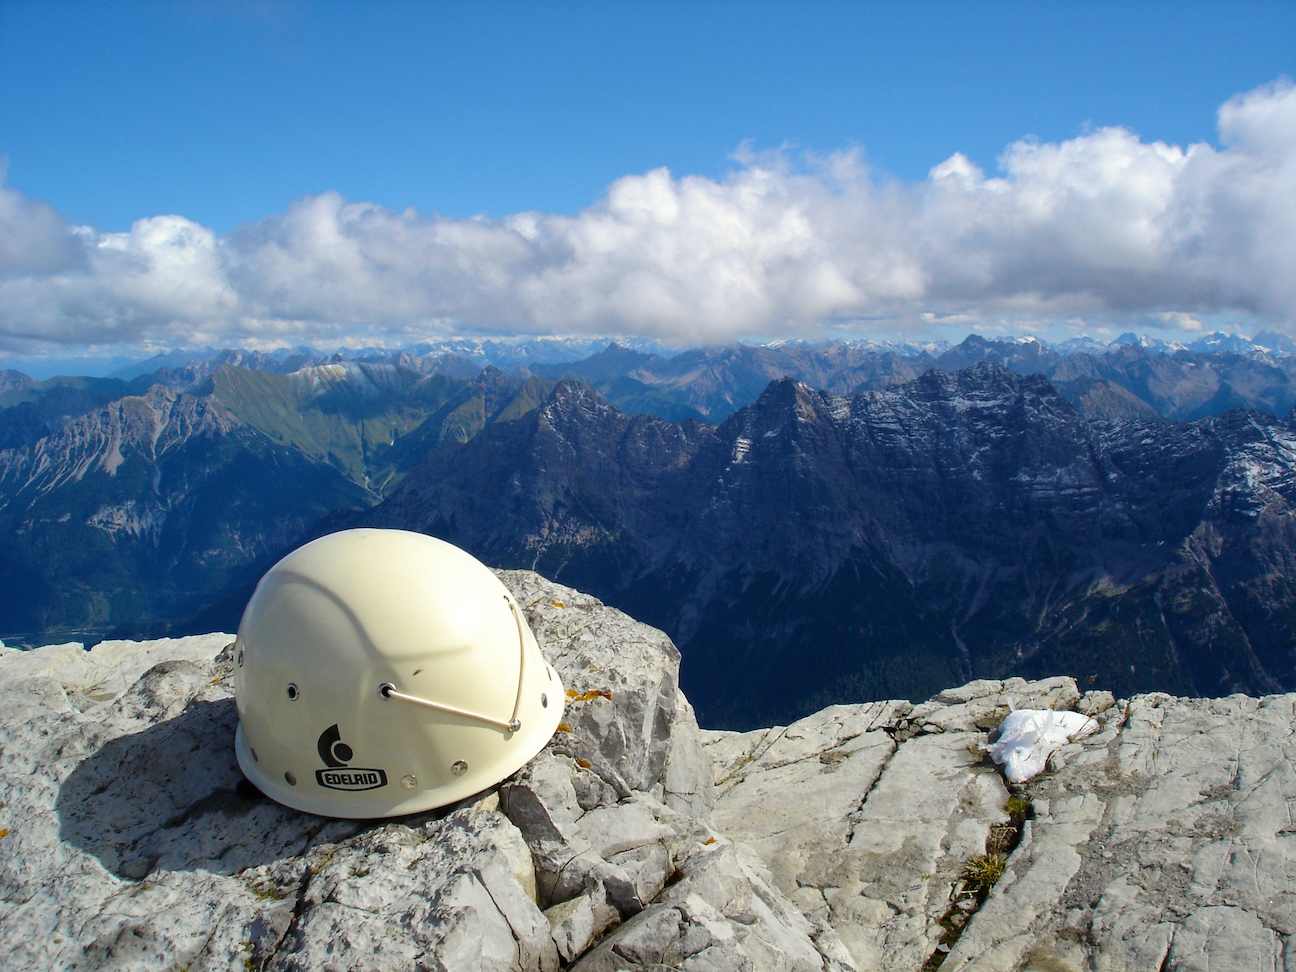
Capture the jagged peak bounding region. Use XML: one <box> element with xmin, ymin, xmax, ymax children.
<box><xmin>898</xmin><ymin>360</ymin><xmax>1070</xmax><ymax>408</ymax></box>
<box><xmin>955</xmin><ymin>333</ymin><xmax>999</xmax><ymax>351</ymax></box>
<box><xmin>711</xmin><ymin>378</ymin><xmax>844</xmax><ymax>449</ymax></box>
<box><xmin>747</xmin><ymin>375</ymin><xmax>832</xmax><ymax>416</ymax></box>
<box><xmin>909</xmin><ymin>359</ymin><xmax>1014</xmax><ymax>395</ymax></box>
<box><xmin>539</xmin><ymin>379</ymin><xmax>625</xmax><ymax>423</ymax></box>
<box><xmin>288</xmin><ymin>360</ymin><xmax>356</xmax><ymax>382</ymax></box>
<box><xmin>473</xmin><ymin>364</ymin><xmax>512</xmax><ymax>384</ymax></box>
<box><xmin>139</xmin><ymin>382</ymin><xmax>178</xmax><ymax>405</ymax></box>
<box><xmin>738</xmin><ymin>364</ymin><xmax>1081</xmax><ymax>436</ymax></box>
<box><xmin>754</xmin><ymin>374</ymin><xmax>816</xmax><ymax>398</ymax></box>
<box><xmin>1202</xmin><ymin>404</ymin><xmax>1292</xmax><ymax>439</ymax></box>
<box><xmin>1253</xmin><ymin>329</ymin><xmax>1296</xmax><ymax>355</ymax></box>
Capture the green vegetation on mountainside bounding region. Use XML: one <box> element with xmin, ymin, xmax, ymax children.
<box><xmin>383</xmin><ymin>372</ymin><xmax>554</xmax><ymax>469</ymax></box>
<box><xmin>207</xmin><ymin>365</ymin><xmax>553</xmax><ymax>494</ymax></box>
<box><xmin>0</xmin><ymin>428</ymin><xmax>373</xmax><ymax>640</ymax></box>
<box><xmin>0</xmin><ymin>363</ymin><xmax>555</xmax><ymax>644</ymax></box>
<box><xmin>206</xmin><ymin>365</ymin><xmax>464</xmax><ymax>492</ymax></box>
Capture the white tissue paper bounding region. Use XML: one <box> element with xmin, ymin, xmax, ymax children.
<box><xmin>984</xmin><ymin>709</ymin><xmax>1100</xmax><ymax>783</ymax></box>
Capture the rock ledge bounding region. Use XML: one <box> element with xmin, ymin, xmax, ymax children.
<box><xmin>1</xmin><ymin>573</ymin><xmax>1292</xmax><ymax>972</ymax></box>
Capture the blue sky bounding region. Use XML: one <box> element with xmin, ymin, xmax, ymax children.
<box><xmin>1</xmin><ymin>0</ymin><xmax>1295</xmax><ymax>372</ymax></box>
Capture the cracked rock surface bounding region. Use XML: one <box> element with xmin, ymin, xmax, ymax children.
<box><xmin>0</xmin><ymin>572</ymin><xmax>850</xmax><ymax>971</ymax></box>
<box><xmin>3</xmin><ymin>579</ymin><xmax>1295</xmax><ymax>972</ymax></box>
<box><xmin>704</xmin><ymin>677</ymin><xmax>1296</xmax><ymax>972</ymax></box>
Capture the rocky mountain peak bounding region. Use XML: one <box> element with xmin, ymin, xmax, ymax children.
<box><xmin>0</xmin><ymin>382</ymin><xmax>233</xmax><ymax>504</ymax></box>
<box><xmin>537</xmin><ymin>379</ymin><xmax>634</xmax><ymax>431</ymax></box>
<box><xmin>0</xmin><ymin>370</ymin><xmax>34</xmax><ymax>394</ymax></box>
<box><xmin>901</xmin><ymin>359</ymin><xmax>1063</xmax><ymax>410</ymax></box>
<box><xmin>741</xmin><ymin>376</ymin><xmax>832</xmax><ymax>430</ymax></box>
<box><xmin>576</xmin><ymin>341</ymin><xmax>660</xmax><ymax>379</ymax></box>
<box><xmin>3</xmin><ymin>574</ymin><xmax>1292</xmax><ymax>971</ymax></box>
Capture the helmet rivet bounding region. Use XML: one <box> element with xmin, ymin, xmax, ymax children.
<box><xmin>284</xmin><ymin>772</ymin><xmax>297</xmax><ymax>786</ymax></box>
<box><xmin>401</xmin><ymin>774</ymin><xmax>418</xmax><ymax>790</ymax></box>
<box><xmin>541</xmin><ymin>693</ymin><xmax>548</xmax><ymax>708</ymax></box>
<box><xmin>286</xmin><ymin>684</ymin><xmax>300</xmax><ymax>701</ymax></box>
<box><xmin>451</xmin><ymin>760</ymin><xmax>468</xmax><ymax>777</ymax></box>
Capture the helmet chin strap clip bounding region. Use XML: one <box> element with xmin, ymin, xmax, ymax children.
<box><xmin>377</xmin><ymin>595</ymin><xmax>530</xmax><ymax>735</ymax></box>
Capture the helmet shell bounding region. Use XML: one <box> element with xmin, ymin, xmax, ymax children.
<box><xmin>233</xmin><ymin>529</ymin><xmax>563</xmax><ymax>817</ymax></box>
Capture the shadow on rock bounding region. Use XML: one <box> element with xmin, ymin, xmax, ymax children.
<box><xmin>57</xmin><ymin>693</ymin><xmax>351</xmax><ymax>880</ymax></box>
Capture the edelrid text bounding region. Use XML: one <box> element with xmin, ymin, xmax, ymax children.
<box><xmin>315</xmin><ymin>767</ymin><xmax>388</xmax><ymax>791</ymax></box>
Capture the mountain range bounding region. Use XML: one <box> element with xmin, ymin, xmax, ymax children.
<box><xmin>359</xmin><ymin>363</ymin><xmax>1296</xmax><ymax>727</ymax></box>
<box><xmin>2</xmin><ymin>334</ymin><xmax>1294</xmax><ymax>727</ymax></box>
<box><xmin>529</xmin><ymin>332</ymin><xmax>1296</xmax><ymax>423</ymax></box>
<box><xmin>0</xmin><ymin>362</ymin><xmax>550</xmax><ymax>642</ymax></box>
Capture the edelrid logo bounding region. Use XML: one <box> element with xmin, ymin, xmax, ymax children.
<box><xmin>315</xmin><ymin>723</ymin><xmax>388</xmax><ymax>791</ymax></box>
<box><xmin>316</xmin><ymin>768</ymin><xmax>388</xmax><ymax>790</ymax></box>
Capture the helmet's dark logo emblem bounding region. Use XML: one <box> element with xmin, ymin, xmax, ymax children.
<box><xmin>317</xmin><ymin>724</ymin><xmax>354</xmax><ymax>767</ymax></box>
<box><xmin>315</xmin><ymin>724</ymin><xmax>388</xmax><ymax>791</ymax></box>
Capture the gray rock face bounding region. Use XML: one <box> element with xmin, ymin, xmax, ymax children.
<box><xmin>705</xmin><ymin>677</ymin><xmax>1296</xmax><ymax>972</ymax></box>
<box><xmin>0</xmin><ymin>573</ymin><xmax>850</xmax><ymax>971</ymax></box>
<box><xmin>2</xmin><ymin>577</ymin><xmax>1294</xmax><ymax>971</ymax></box>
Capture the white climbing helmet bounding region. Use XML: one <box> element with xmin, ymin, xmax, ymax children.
<box><xmin>232</xmin><ymin>528</ymin><xmax>564</xmax><ymax>818</ymax></box>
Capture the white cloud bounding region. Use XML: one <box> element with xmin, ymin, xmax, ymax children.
<box><xmin>0</xmin><ymin>175</ymin><xmax>84</xmax><ymax>280</ymax></box>
<box><xmin>1</xmin><ymin>79</ymin><xmax>1294</xmax><ymax>356</ymax></box>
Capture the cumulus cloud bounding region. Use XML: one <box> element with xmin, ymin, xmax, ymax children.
<box><xmin>0</xmin><ymin>173</ymin><xmax>85</xmax><ymax>280</ymax></box>
<box><xmin>1</xmin><ymin>79</ymin><xmax>1294</xmax><ymax>355</ymax></box>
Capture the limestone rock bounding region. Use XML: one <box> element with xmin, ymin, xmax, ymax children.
<box><xmin>938</xmin><ymin>692</ymin><xmax>1296</xmax><ymax>972</ymax></box>
<box><xmin>705</xmin><ymin>680</ymin><xmax>1296</xmax><ymax>972</ymax></box>
<box><xmin>706</xmin><ymin>699</ymin><xmax>1009</xmax><ymax>969</ymax></box>
<box><xmin>500</xmin><ymin>569</ymin><xmax>713</xmax><ymax>816</ymax></box>
<box><xmin>0</xmin><ymin>632</ymin><xmax>234</xmax><ymax>709</ymax></box>
<box><xmin>571</xmin><ymin>838</ymin><xmax>858</xmax><ymax>972</ymax></box>
<box><xmin>3</xmin><ymin>575</ymin><xmax>1295</xmax><ymax>971</ymax></box>
<box><xmin>0</xmin><ymin>572</ymin><xmax>845</xmax><ymax>972</ymax></box>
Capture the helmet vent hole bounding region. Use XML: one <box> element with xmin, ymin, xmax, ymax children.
<box><xmin>451</xmin><ymin>760</ymin><xmax>468</xmax><ymax>777</ymax></box>
<box><xmin>541</xmin><ymin>693</ymin><xmax>548</xmax><ymax>708</ymax></box>
<box><xmin>237</xmin><ymin>650</ymin><xmax>244</xmax><ymax>667</ymax></box>
<box><xmin>286</xmin><ymin>684</ymin><xmax>300</xmax><ymax>701</ymax></box>
<box><xmin>250</xmin><ymin>748</ymin><xmax>259</xmax><ymax>762</ymax></box>
<box><xmin>284</xmin><ymin>772</ymin><xmax>297</xmax><ymax>786</ymax></box>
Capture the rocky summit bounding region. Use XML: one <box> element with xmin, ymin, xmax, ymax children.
<box><xmin>1</xmin><ymin>573</ymin><xmax>1293</xmax><ymax>971</ymax></box>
